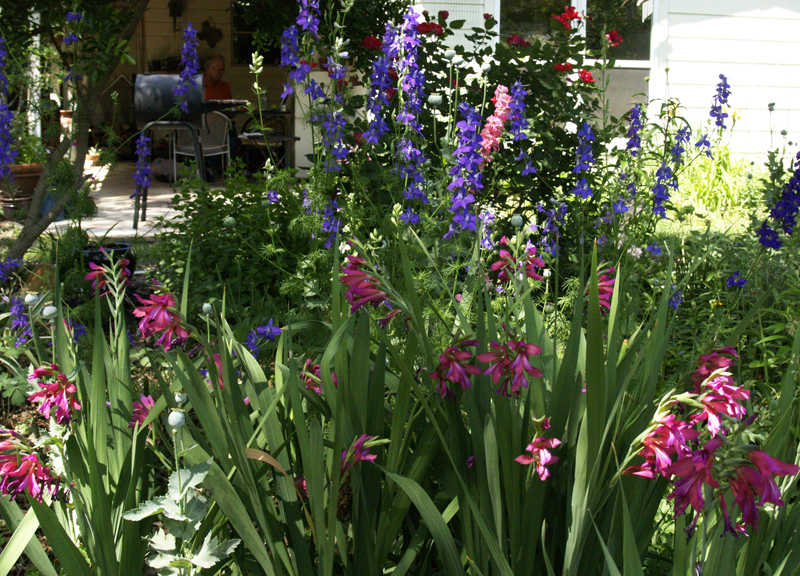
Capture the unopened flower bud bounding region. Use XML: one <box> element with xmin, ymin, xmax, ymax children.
<box><xmin>202</xmin><ymin>303</ymin><xmax>213</xmax><ymax>315</ymax></box>
<box><xmin>223</xmin><ymin>216</ymin><xmax>236</xmax><ymax>228</ymax></box>
<box><xmin>511</xmin><ymin>214</ymin><xmax>523</xmax><ymax>228</ymax></box>
<box><xmin>168</xmin><ymin>411</ymin><xmax>185</xmax><ymax>429</ymax></box>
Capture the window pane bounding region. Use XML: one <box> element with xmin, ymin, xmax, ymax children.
<box><xmin>500</xmin><ymin>0</ymin><xmax>566</xmax><ymax>43</ymax></box>
<box><xmin>586</xmin><ymin>0</ymin><xmax>651</xmax><ymax>60</ymax></box>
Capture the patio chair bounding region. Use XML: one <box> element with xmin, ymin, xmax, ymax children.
<box><xmin>172</xmin><ymin>111</ymin><xmax>232</xmax><ymax>181</ymax></box>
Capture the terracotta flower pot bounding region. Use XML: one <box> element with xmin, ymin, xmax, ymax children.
<box><xmin>2</xmin><ymin>162</ymin><xmax>45</xmax><ymax>198</ymax></box>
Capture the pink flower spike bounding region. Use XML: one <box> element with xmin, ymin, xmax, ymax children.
<box><xmin>341</xmin><ymin>434</ymin><xmax>378</xmax><ymax>475</ymax></box>
<box><xmin>691</xmin><ymin>347</ymin><xmax>738</xmax><ymax>392</ymax></box>
<box><xmin>27</xmin><ymin>366</ymin><xmax>82</xmax><ymax>425</ymax></box>
<box><xmin>129</xmin><ymin>395</ymin><xmax>155</xmax><ymax>429</ymax></box>
<box><xmin>133</xmin><ymin>293</ymin><xmax>178</xmax><ymax>337</ymax></box>
<box><xmin>0</xmin><ymin>452</ymin><xmax>58</xmax><ymax>503</ymax></box>
<box><xmin>429</xmin><ymin>339</ymin><xmax>480</xmax><ymax>399</ymax></box>
<box><xmin>516</xmin><ymin>436</ymin><xmax>561</xmax><ymax>481</ymax></box>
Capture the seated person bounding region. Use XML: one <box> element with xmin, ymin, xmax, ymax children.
<box><xmin>203</xmin><ymin>55</ymin><xmax>231</xmax><ymax>100</ymax></box>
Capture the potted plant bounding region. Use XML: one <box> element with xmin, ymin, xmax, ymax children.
<box><xmin>1</xmin><ymin>115</ymin><xmax>47</xmax><ymax>221</ymax></box>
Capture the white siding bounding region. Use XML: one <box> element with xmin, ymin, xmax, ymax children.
<box><xmin>658</xmin><ymin>0</ymin><xmax>800</xmax><ymax>155</ymax></box>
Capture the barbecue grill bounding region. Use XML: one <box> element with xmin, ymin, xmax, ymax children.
<box><xmin>131</xmin><ymin>74</ymin><xmax>248</xmax><ymax>228</ymax></box>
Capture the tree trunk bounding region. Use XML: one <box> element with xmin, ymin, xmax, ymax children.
<box><xmin>5</xmin><ymin>0</ymin><xmax>150</xmax><ymax>261</ymax></box>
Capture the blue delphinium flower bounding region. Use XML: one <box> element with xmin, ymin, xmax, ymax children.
<box><xmin>767</xmin><ymin>152</ymin><xmax>800</xmax><ymax>235</ymax></box>
<box><xmin>68</xmin><ymin>318</ymin><xmax>88</xmax><ymax>343</ymax></box>
<box><xmin>245</xmin><ymin>319</ymin><xmax>282</xmax><ymax>359</ymax></box>
<box><xmin>671</xmin><ymin>126</ymin><xmax>691</xmax><ymax>165</ymax></box>
<box><xmin>695</xmin><ymin>133</ymin><xmax>713</xmax><ymax>158</ymax></box>
<box><xmin>573</xmin><ymin>122</ymin><xmax>595</xmax><ymax>173</ymax></box>
<box><xmin>9</xmin><ymin>296</ymin><xmax>32</xmax><ymax>347</ymax></box>
<box><xmin>668</xmin><ymin>288</ymin><xmax>683</xmax><ymax>311</ymax></box>
<box><xmin>174</xmin><ymin>23</ymin><xmax>200</xmax><ymax>114</ymax></box>
<box><xmin>646</xmin><ymin>242</ymin><xmax>662</xmax><ymax>256</ymax></box>
<box><xmin>626</xmin><ymin>103</ymin><xmax>643</xmax><ymax>156</ymax></box>
<box><xmin>652</xmin><ymin>162</ymin><xmax>675</xmax><ymax>219</ymax></box>
<box><xmin>445</xmin><ymin>102</ymin><xmax>483</xmax><ymax>237</ymax></box>
<box><xmin>362</xmin><ymin>47</ymin><xmax>394</xmax><ymax>145</ymax></box>
<box><xmin>726</xmin><ymin>271</ymin><xmax>746</xmax><ymax>288</ymax></box>
<box><xmin>318</xmin><ymin>111</ymin><xmax>348</xmax><ymax>172</ymax></box>
<box><xmin>479</xmin><ymin>211</ymin><xmax>495</xmax><ymax>250</ymax></box>
<box><xmin>321</xmin><ymin>198</ymin><xmax>341</xmax><ymax>248</ymax></box>
<box><xmin>537</xmin><ymin>198</ymin><xmax>568</xmax><ymax>256</ymax></box>
<box><xmin>571</xmin><ymin>122</ymin><xmax>594</xmax><ymax>198</ymax></box>
<box><xmin>0</xmin><ymin>257</ymin><xmax>21</xmax><ymax>283</ymax></box>
<box><xmin>66</xmin><ymin>11</ymin><xmax>82</xmax><ymax>22</ymax></box>
<box><xmin>0</xmin><ymin>38</ymin><xmax>17</xmax><ymax>180</ymax></box>
<box><xmin>709</xmin><ymin>74</ymin><xmax>731</xmax><ymax>130</ymax></box>
<box><xmin>612</xmin><ymin>197</ymin><xmax>629</xmax><ymax>214</ymax></box>
<box><xmin>400</xmin><ymin>207</ymin><xmax>420</xmax><ymax>225</ymax></box>
<box><xmin>62</xmin><ymin>33</ymin><xmax>79</xmax><ymax>45</ymax></box>
<box><xmin>509</xmin><ymin>80</ymin><xmax>536</xmax><ymax>175</ymax></box>
<box><xmin>296</xmin><ymin>0</ymin><xmax>320</xmax><ymax>38</ymax></box>
<box><xmin>131</xmin><ymin>133</ymin><xmax>153</xmax><ymax>198</ymax></box>
<box><xmin>757</xmin><ymin>221</ymin><xmax>782</xmax><ymax>250</ymax></box>
<box><xmin>266</xmin><ymin>190</ymin><xmax>279</xmax><ymax>204</ymax></box>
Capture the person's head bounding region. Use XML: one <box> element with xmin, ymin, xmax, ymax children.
<box><xmin>205</xmin><ymin>55</ymin><xmax>225</xmax><ymax>84</ymax></box>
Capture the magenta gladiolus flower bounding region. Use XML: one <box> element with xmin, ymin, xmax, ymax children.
<box><xmin>665</xmin><ymin>438</ymin><xmax>723</xmax><ymax>531</ymax></box>
<box><xmin>429</xmin><ymin>339</ymin><xmax>481</xmax><ymax>398</ymax></box>
<box><xmin>27</xmin><ymin>364</ymin><xmax>82</xmax><ymax>425</ymax></box>
<box><xmin>339</xmin><ymin>255</ymin><xmax>398</xmax><ymax>326</ymax></box>
<box><xmin>477</xmin><ymin>339</ymin><xmax>543</xmax><ymax>397</ymax></box>
<box><xmin>129</xmin><ymin>395</ymin><xmax>155</xmax><ymax>429</ymax></box>
<box><xmin>490</xmin><ymin>237</ymin><xmax>545</xmax><ymax>284</ymax></box>
<box><xmin>133</xmin><ymin>293</ymin><xmax>190</xmax><ymax>350</ymax></box>
<box><xmin>691</xmin><ymin>347</ymin><xmax>738</xmax><ymax>392</ymax></box>
<box><xmin>515</xmin><ymin>436</ymin><xmax>561</xmax><ymax>480</ymax></box>
<box><xmin>341</xmin><ymin>434</ymin><xmax>378</xmax><ymax>475</ymax></box>
<box><xmin>624</xmin><ymin>414</ymin><xmax>698</xmax><ymax>478</ymax></box>
<box><xmin>0</xmin><ymin>447</ymin><xmax>58</xmax><ymax>503</ymax></box>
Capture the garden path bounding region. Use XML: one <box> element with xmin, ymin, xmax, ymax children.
<box><xmin>48</xmin><ymin>161</ymin><xmax>182</xmax><ymax>241</ymax></box>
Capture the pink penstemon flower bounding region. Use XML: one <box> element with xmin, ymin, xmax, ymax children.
<box><xmin>129</xmin><ymin>394</ymin><xmax>155</xmax><ymax>429</ymax></box>
<box><xmin>477</xmin><ymin>338</ymin><xmax>543</xmax><ymax>397</ymax></box>
<box><xmin>515</xmin><ymin>435</ymin><xmax>561</xmax><ymax>481</ymax></box>
<box><xmin>429</xmin><ymin>339</ymin><xmax>480</xmax><ymax>399</ymax></box>
<box><xmin>27</xmin><ymin>363</ymin><xmax>82</xmax><ymax>425</ymax></box>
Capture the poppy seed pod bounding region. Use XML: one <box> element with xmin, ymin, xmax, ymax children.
<box><xmin>168</xmin><ymin>411</ymin><xmax>186</xmax><ymax>429</ymax></box>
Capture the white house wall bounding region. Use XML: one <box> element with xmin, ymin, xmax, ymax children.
<box><xmin>658</xmin><ymin>0</ymin><xmax>800</xmax><ymax>155</ymax></box>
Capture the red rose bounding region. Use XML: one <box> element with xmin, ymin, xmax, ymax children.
<box><xmin>438</xmin><ymin>10</ymin><xmax>449</xmax><ymax>19</ymax></box>
<box><xmin>361</xmin><ymin>35</ymin><xmax>382</xmax><ymax>50</ymax></box>
<box><xmin>484</xmin><ymin>13</ymin><xmax>493</xmax><ymax>19</ymax></box>
<box><xmin>605</xmin><ymin>30</ymin><xmax>623</xmax><ymax>47</ymax></box>
<box><xmin>417</xmin><ymin>22</ymin><xmax>443</xmax><ymax>36</ymax></box>
<box><xmin>578</xmin><ymin>69</ymin><xmax>594</xmax><ymax>83</ymax></box>
<box><xmin>552</xmin><ymin>6</ymin><xmax>582</xmax><ymax>29</ymax></box>
<box><xmin>507</xmin><ymin>34</ymin><xmax>531</xmax><ymax>47</ymax></box>
<box><xmin>554</xmin><ymin>62</ymin><xmax>573</xmax><ymax>72</ymax></box>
